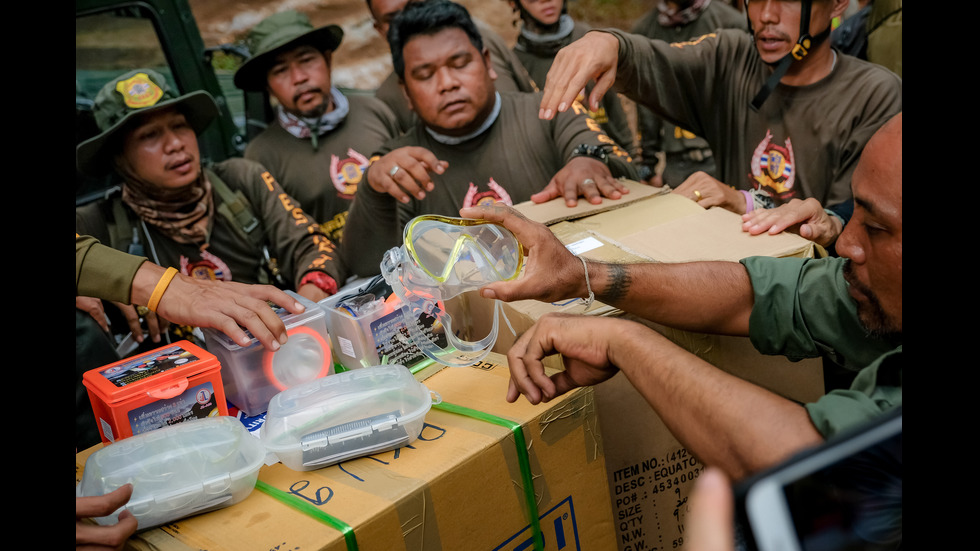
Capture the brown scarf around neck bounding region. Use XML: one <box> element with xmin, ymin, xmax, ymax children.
<box><xmin>115</xmin><ymin>157</ymin><xmax>214</xmax><ymax>246</ymax></box>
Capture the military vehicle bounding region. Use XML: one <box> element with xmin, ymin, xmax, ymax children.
<box><xmin>75</xmin><ymin>0</ymin><xmax>272</xmax><ymax>204</ymax></box>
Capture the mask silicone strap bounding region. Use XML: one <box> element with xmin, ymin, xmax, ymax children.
<box><xmin>497</xmin><ymin>299</ymin><xmax>517</xmax><ymax>337</ymax></box>
<box><xmin>398</xmin><ymin>298</ymin><xmax>499</xmax><ymax>367</ymax></box>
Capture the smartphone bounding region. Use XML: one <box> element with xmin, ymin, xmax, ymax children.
<box><xmin>734</xmin><ymin>406</ymin><xmax>902</xmax><ymax>551</ymax></box>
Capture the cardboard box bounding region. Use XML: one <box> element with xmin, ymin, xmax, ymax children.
<box><xmin>594</xmin><ymin>327</ymin><xmax>824</xmax><ymax>551</ymax></box>
<box><xmin>515</xmin><ymin>186</ymin><xmax>815</xmax><ymax>261</ymax></box>
<box><xmin>463</xmin><ymin>190</ymin><xmax>824</xmax><ymax>551</ymax></box>
<box><xmin>75</xmin><ymin>354</ymin><xmax>618</xmax><ymax>551</ymax></box>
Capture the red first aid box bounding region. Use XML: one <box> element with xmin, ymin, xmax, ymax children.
<box><xmin>82</xmin><ymin>340</ymin><xmax>228</xmax><ymax>445</ymax></box>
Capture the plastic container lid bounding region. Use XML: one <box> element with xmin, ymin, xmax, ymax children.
<box><xmin>261</xmin><ymin>365</ymin><xmax>440</xmax><ymax>471</ymax></box>
<box><xmin>82</xmin><ymin>341</ymin><xmax>219</xmax><ymax>404</ymax></box>
<box><xmin>76</xmin><ymin>417</ymin><xmax>268</xmax><ymax>530</ymax></box>
<box><xmin>203</xmin><ymin>291</ymin><xmax>329</xmax><ymax>367</ymax></box>
<box><xmin>202</xmin><ymin>291</ymin><xmax>333</xmax><ymax>415</ymax></box>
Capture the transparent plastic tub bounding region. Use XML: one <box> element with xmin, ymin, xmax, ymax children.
<box><xmin>262</xmin><ymin>364</ymin><xmax>439</xmax><ymax>471</ymax></box>
<box><xmin>319</xmin><ymin>277</ymin><xmax>440</xmax><ymax>372</ymax></box>
<box><xmin>76</xmin><ymin>416</ymin><xmax>268</xmax><ymax>530</ymax></box>
<box><xmin>203</xmin><ymin>291</ymin><xmax>333</xmax><ymax>416</ymax></box>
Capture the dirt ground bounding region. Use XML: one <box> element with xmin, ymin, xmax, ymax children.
<box><xmin>189</xmin><ymin>0</ymin><xmax>523</xmax><ymax>89</ymax></box>
<box><xmin>187</xmin><ymin>0</ymin><xmax>652</xmax><ymax>89</ymax></box>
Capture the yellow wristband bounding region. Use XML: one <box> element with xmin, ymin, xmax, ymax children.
<box><xmin>147</xmin><ymin>267</ymin><xmax>179</xmax><ymax>312</ymax></box>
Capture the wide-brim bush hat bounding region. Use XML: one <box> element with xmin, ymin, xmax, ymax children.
<box><xmin>76</xmin><ymin>69</ymin><xmax>219</xmax><ymax>176</ymax></box>
<box><xmin>233</xmin><ymin>10</ymin><xmax>344</xmax><ymax>92</ymax></box>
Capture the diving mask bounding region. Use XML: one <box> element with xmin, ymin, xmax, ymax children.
<box><xmin>380</xmin><ymin>215</ymin><xmax>524</xmax><ymax>367</ymax></box>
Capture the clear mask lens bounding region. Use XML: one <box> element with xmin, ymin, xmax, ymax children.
<box><xmin>405</xmin><ymin>215</ymin><xmax>523</xmax><ymax>296</ymax></box>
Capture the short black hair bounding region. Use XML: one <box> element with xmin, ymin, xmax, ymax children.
<box><xmin>388</xmin><ymin>0</ymin><xmax>485</xmax><ymax>80</ymax></box>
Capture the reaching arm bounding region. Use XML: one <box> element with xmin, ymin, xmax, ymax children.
<box><xmin>538</xmin><ymin>31</ymin><xmax>621</xmax><ymax>119</ymax></box>
<box><xmin>458</xmin><ymin>204</ymin><xmax>755</xmax><ymax>336</ymax></box>
<box><xmin>532</xmin><ymin>97</ymin><xmax>635</xmax><ymax>207</ymax></box>
<box><xmin>507</xmin><ymin>313</ymin><xmax>823</xmax><ymax>480</ymax></box>
<box><xmin>75</xmin><ymin>484</ymin><xmax>138</xmax><ymax>550</ymax></box>
<box><xmin>76</xmin><ymin>235</ymin><xmax>303</xmax><ymax>350</ymax></box>
<box><xmin>530</xmin><ymin>155</ymin><xmax>626</xmax><ymax>207</ymax></box>
<box><xmin>588</xmin><ymin>257</ymin><xmax>755</xmax><ymax>336</ymax></box>
<box><xmin>366</xmin><ymin>146</ymin><xmax>448</xmax><ymax>204</ymax></box>
<box><xmin>671</xmin><ymin>171</ymin><xmax>749</xmax><ymax>215</ymax></box>
<box><xmin>130</xmin><ymin>262</ymin><xmax>301</xmax><ymax>350</ymax></box>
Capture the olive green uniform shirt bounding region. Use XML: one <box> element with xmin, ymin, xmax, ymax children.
<box><xmin>741</xmin><ymin>256</ymin><xmax>902</xmax><ymax>437</ymax></box>
<box><xmin>342</xmin><ymin>91</ymin><xmax>636</xmax><ymax>277</ymax></box>
<box><xmin>605</xmin><ymin>28</ymin><xmax>902</xmax><ymax>208</ymax></box>
<box><xmin>514</xmin><ymin>20</ymin><xmax>638</xmax><ymax>160</ymax></box>
<box><xmin>76</xmin><ymin>234</ymin><xmax>146</xmax><ymax>304</ymax></box>
<box><xmin>629</xmin><ymin>1</ymin><xmax>746</xmax><ymax>177</ymax></box>
<box><xmin>76</xmin><ymin>158</ymin><xmax>343</xmax><ymax>290</ymax></box>
<box><xmin>244</xmin><ymin>95</ymin><xmax>400</xmax><ymax>246</ymax></box>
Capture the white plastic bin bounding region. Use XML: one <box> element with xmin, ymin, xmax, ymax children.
<box><xmin>261</xmin><ymin>364</ymin><xmax>439</xmax><ymax>471</ymax></box>
<box><xmin>76</xmin><ymin>416</ymin><xmax>268</xmax><ymax>530</ymax></box>
<box><xmin>204</xmin><ymin>291</ymin><xmax>333</xmax><ymax>415</ymax></box>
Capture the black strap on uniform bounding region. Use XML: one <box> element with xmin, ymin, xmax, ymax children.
<box><xmin>749</xmin><ymin>0</ymin><xmax>831</xmax><ymax>111</ymax></box>
<box><xmin>207</xmin><ymin>168</ymin><xmax>262</xmax><ymax>246</ymax></box>
<box><xmin>103</xmin><ymin>170</ymin><xmax>286</xmax><ymax>287</ymax></box>
<box><xmin>206</xmin><ymin>168</ymin><xmax>287</xmax><ymax>287</ymax></box>
<box><xmin>106</xmin><ymin>187</ymin><xmax>144</xmax><ymax>257</ymax></box>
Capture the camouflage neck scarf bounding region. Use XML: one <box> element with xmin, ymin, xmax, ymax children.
<box><xmin>116</xmin><ymin>157</ymin><xmax>213</xmax><ymax>246</ymax></box>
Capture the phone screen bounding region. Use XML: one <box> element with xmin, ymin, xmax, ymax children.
<box><xmin>782</xmin><ymin>424</ymin><xmax>901</xmax><ymax>549</ymax></box>
<box><xmin>738</xmin><ymin>408</ymin><xmax>902</xmax><ymax>551</ymax></box>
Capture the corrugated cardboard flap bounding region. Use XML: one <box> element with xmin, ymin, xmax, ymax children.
<box><xmin>616</xmin><ymin>207</ymin><xmax>814</xmax><ymax>262</ymax></box>
<box><xmin>513</xmin><ymin>179</ymin><xmax>668</xmax><ymax>225</ymax></box>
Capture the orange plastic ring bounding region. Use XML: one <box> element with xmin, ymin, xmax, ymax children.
<box><xmin>262</xmin><ymin>325</ymin><xmax>332</xmax><ymax>391</ymax></box>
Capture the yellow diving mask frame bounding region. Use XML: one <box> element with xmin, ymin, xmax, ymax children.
<box><xmin>380</xmin><ymin>215</ymin><xmax>524</xmax><ymax>367</ymax></box>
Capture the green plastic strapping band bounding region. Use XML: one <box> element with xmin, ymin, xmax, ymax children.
<box><xmin>251</xmin><ymin>396</ymin><xmax>540</xmax><ymax>551</ymax></box>
<box><xmin>433</xmin><ymin>401</ymin><xmax>544</xmax><ymax>551</ymax></box>
<box><xmin>409</xmin><ymin>357</ymin><xmax>436</xmax><ymax>374</ymax></box>
<box><xmin>379</xmin><ymin>352</ymin><xmax>435</xmax><ymax>375</ymax></box>
<box><xmin>255</xmin><ymin>480</ymin><xmax>358</xmax><ymax>551</ymax></box>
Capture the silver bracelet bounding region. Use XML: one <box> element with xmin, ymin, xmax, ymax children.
<box><xmin>580</xmin><ymin>255</ymin><xmax>595</xmax><ymax>311</ymax></box>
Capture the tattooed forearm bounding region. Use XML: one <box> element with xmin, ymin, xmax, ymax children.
<box><xmin>599</xmin><ymin>263</ymin><xmax>631</xmax><ymax>304</ymax></box>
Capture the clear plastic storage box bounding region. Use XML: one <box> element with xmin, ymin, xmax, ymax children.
<box><xmin>261</xmin><ymin>364</ymin><xmax>439</xmax><ymax>471</ymax></box>
<box><xmin>203</xmin><ymin>291</ymin><xmax>333</xmax><ymax>416</ymax></box>
<box><xmin>320</xmin><ymin>278</ymin><xmax>445</xmax><ymax>371</ymax></box>
<box><xmin>76</xmin><ymin>416</ymin><xmax>268</xmax><ymax>530</ymax></box>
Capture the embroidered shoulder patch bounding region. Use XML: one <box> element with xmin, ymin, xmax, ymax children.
<box><xmin>330</xmin><ymin>148</ymin><xmax>370</xmax><ymax>198</ymax></box>
<box><xmin>462</xmin><ymin>178</ymin><xmax>514</xmax><ymax>208</ymax></box>
<box><xmin>749</xmin><ymin>129</ymin><xmax>797</xmax><ymax>201</ymax></box>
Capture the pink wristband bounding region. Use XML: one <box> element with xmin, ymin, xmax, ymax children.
<box><xmin>741</xmin><ymin>190</ymin><xmax>754</xmax><ymax>213</ymax></box>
